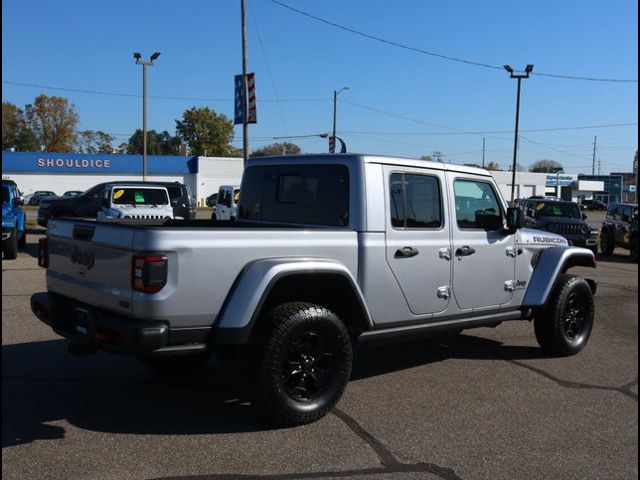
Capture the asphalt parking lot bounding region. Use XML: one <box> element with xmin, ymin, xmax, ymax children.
<box><xmin>2</xmin><ymin>223</ymin><xmax>637</xmax><ymax>480</ymax></box>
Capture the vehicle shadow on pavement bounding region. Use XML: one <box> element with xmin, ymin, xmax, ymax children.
<box><xmin>2</xmin><ymin>340</ymin><xmax>263</xmax><ymax>448</ymax></box>
<box><xmin>3</xmin><ymin>334</ymin><xmax>543</xmax><ymax>448</ymax></box>
<box><xmin>351</xmin><ymin>333</ymin><xmax>544</xmax><ymax>381</ymax></box>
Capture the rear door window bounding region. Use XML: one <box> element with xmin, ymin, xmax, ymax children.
<box><xmin>389</xmin><ymin>173</ymin><xmax>442</xmax><ymax>229</ymax></box>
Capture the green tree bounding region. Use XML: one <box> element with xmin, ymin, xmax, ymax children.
<box><xmin>25</xmin><ymin>95</ymin><xmax>79</xmax><ymax>152</ymax></box>
<box><xmin>529</xmin><ymin>159</ymin><xmax>563</xmax><ymax>173</ymax></box>
<box><xmin>420</xmin><ymin>155</ymin><xmax>433</xmax><ymax>161</ymax></box>
<box><xmin>250</xmin><ymin>142</ymin><xmax>301</xmax><ymax>158</ymax></box>
<box><xmin>126</xmin><ymin>130</ymin><xmax>181</xmax><ymax>155</ymax></box>
<box><xmin>78</xmin><ymin>130</ymin><xmax>115</xmax><ymax>153</ymax></box>
<box><xmin>483</xmin><ymin>162</ymin><xmax>501</xmax><ymax>171</ymax></box>
<box><xmin>175</xmin><ymin>107</ymin><xmax>235</xmax><ymax>156</ymax></box>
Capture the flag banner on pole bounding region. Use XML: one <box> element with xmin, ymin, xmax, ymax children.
<box><xmin>246</xmin><ymin>73</ymin><xmax>257</xmax><ymax>124</ymax></box>
<box><xmin>234</xmin><ymin>74</ymin><xmax>244</xmax><ymax>125</ymax></box>
<box><xmin>329</xmin><ymin>136</ymin><xmax>335</xmax><ymax>153</ymax></box>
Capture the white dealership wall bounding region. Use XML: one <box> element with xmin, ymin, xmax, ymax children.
<box><xmin>489</xmin><ymin>171</ymin><xmax>548</xmax><ymax>201</ymax></box>
<box><xmin>196</xmin><ymin>156</ymin><xmax>244</xmax><ymax>205</ymax></box>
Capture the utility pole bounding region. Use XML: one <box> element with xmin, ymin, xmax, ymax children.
<box><xmin>598</xmin><ymin>159</ymin><xmax>602</xmax><ymax>176</ymax></box>
<box><xmin>331</xmin><ymin>87</ymin><xmax>349</xmax><ymax>153</ymax></box>
<box><xmin>241</xmin><ymin>0</ymin><xmax>249</xmax><ymax>166</ymax></box>
<box><xmin>504</xmin><ymin>64</ymin><xmax>533</xmax><ymax>206</ymax></box>
<box><xmin>592</xmin><ymin>135</ymin><xmax>597</xmax><ymax>175</ymax></box>
<box><xmin>482</xmin><ymin>137</ymin><xmax>486</xmax><ymax>168</ymax></box>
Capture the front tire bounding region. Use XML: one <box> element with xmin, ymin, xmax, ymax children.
<box><xmin>244</xmin><ymin>302</ymin><xmax>352</xmax><ymax>427</ymax></box>
<box><xmin>3</xmin><ymin>228</ymin><xmax>19</xmax><ymax>259</ymax></box>
<box><xmin>534</xmin><ymin>274</ymin><xmax>594</xmax><ymax>356</ymax></box>
<box><xmin>17</xmin><ymin>231</ymin><xmax>27</xmax><ymax>250</ymax></box>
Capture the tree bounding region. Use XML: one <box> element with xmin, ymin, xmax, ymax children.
<box><xmin>25</xmin><ymin>95</ymin><xmax>79</xmax><ymax>152</ymax></box>
<box><xmin>175</xmin><ymin>107</ymin><xmax>235</xmax><ymax>156</ymax></box>
<box><xmin>420</xmin><ymin>155</ymin><xmax>433</xmax><ymax>161</ymax></box>
<box><xmin>78</xmin><ymin>130</ymin><xmax>115</xmax><ymax>153</ymax></box>
<box><xmin>529</xmin><ymin>159</ymin><xmax>563</xmax><ymax>173</ymax></box>
<box><xmin>484</xmin><ymin>162</ymin><xmax>501</xmax><ymax>171</ymax></box>
<box><xmin>507</xmin><ymin>162</ymin><xmax>526</xmax><ymax>172</ymax></box>
<box><xmin>2</xmin><ymin>101</ymin><xmax>40</xmax><ymax>151</ymax></box>
<box><xmin>250</xmin><ymin>142</ymin><xmax>301</xmax><ymax>158</ymax></box>
<box><xmin>125</xmin><ymin>129</ymin><xmax>181</xmax><ymax>155</ymax></box>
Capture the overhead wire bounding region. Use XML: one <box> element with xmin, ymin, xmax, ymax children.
<box><xmin>268</xmin><ymin>0</ymin><xmax>638</xmax><ymax>83</ymax></box>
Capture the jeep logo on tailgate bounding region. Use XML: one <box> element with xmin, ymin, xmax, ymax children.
<box><xmin>70</xmin><ymin>246</ymin><xmax>95</xmax><ymax>270</ymax></box>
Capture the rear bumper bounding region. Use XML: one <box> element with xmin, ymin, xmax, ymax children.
<box><xmin>31</xmin><ymin>292</ymin><xmax>209</xmax><ymax>356</ymax></box>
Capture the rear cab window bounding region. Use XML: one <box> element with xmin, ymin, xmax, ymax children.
<box><xmin>240</xmin><ymin>164</ymin><xmax>349</xmax><ymax>226</ymax></box>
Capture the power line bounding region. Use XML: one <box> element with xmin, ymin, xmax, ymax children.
<box><xmin>269</xmin><ymin>0</ymin><xmax>638</xmax><ymax>83</ymax></box>
<box><xmin>2</xmin><ymin>81</ymin><xmax>327</xmax><ymax>103</ymax></box>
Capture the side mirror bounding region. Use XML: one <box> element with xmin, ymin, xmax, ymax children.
<box><xmin>506</xmin><ymin>207</ymin><xmax>524</xmax><ymax>232</ymax></box>
<box><xmin>13</xmin><ymin>197</ymin><xmax>24</xmax><ymax>206</ymax></box>
<box><xmin>582</xmin><ymin>213</ymin><xmax>587</xmax><ymax>220</ymax></box>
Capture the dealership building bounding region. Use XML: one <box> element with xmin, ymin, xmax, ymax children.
<box><xmin>2</xmin><ymin>151</ymin><xmax>635</xmax><ymax>206</ymax></box>
<box><xmin>1</xmin><ymin>151</ymin><xmax>243</xmax><ymax>206</ymax></box>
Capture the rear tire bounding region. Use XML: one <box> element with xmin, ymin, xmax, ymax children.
<box><xmin>137</xmin><ymin>352</ymin><xmax>211</xmax><ymax>375</ymax></box>
<box><xmin>630</xmin><ymin>237</ymin><xmax>638</xmax><ymax>263</ymax></box>
<box><xmin>600</xmin><ymin>231</ymin><xmax>614</xmax><ymax>255</ymax></box>
<box><xmin>3</xmin><ymin>228</ymin><xmax>18</xmax><ymax>259</ymax></box>
<box><xmin>534</xmin><ymin>274</ymin><xmax>594</xmax><ymax>357</ymax></box>
<box><xmin>244</xmin><ymin>302</ymin><xmax>352</xmax><ymax>427</ymax></box>
<box><xmin>17</xmin><ymin>231</ymin><xmax>27</xmax><ymax>250</ymax></box>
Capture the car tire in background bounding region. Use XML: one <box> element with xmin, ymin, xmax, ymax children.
<box><xmin>3</xmin><ymin>228</ymin><xmax>19</xmax><ymax>259</ymax></box>
<box><xmin>600</xmin><ymin>230</ymin><xmax>614</xmax><ymax>255</ymax></box>
<box><xmin>17</xmin><ymin>231</ymin><xmax>27</xmax><ymax>250</ymax></box>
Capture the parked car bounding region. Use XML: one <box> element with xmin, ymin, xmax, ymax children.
<box><xmin>2</xmin><ymin>180</ymin><xmax>27</xmax><ymax>259</ymax></box>
<box><xmin>96</xmin><ymin>185</ymin><xmax>175</xmax><ymax>220</ymax></box>
<box><xmin>32</xmin><ymin>154</ymin><xmax>597</xmax><ymax>426</ymax></box>
<box><xmin>38</xmin><ymin>181</ymin><xmax>195</xmax><ymax>227</ymax></box>
<box><xmin>520</xmin><ymin>198</ymin><xmax>599</xmax><ymax>255</ymax></box>
<box><xmin>600</xmin><ymin>203</ymin><xmax>638</xmax><ymax>261</ymax></box>
<box><xmin>581</xmin><ymin>199</ymin><xmax>607</xmax><ymax>211</ymax></box>
<box><xmin>63</xmin><ymin>190</ymin><xmax>84</xmax><ymax>197</ymax></box>
<box><xmin>28</xmin><ymin>190</ymin><xmax>57</xmax><ymax>206</ymax></box>
<box><xmin>213</xmin><ymin>185</ymin><xmax>240</xmax><ymax>221</ymax></box>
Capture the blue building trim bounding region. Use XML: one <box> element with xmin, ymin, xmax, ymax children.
<box><xmin>1</xmin><ymin>151</ymin><xmax>198</xmax><ymax>174</ymax></box>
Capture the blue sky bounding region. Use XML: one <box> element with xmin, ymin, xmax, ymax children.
<box><xmin>2</xmin><ymin>0</ymin><xmax>637</xmax><ymax>173</ymax></box>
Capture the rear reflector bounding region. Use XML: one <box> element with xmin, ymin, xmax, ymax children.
<box><xmin>38</xmin><ymin>238</ymin><xmax>49</xmax><ymax>268</ymax></box>
<box><xmin>132</xmin><ymin>254</ymin><xmax>168</xmax><ymax>293</ymax></box>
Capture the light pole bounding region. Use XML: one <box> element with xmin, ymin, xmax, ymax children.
<box><xmin>134</xmin><ymin>52</ymin><xmax>161</xmax><ymax>181</ymax></box>
<box><xmin>332</xmin><ymin>86</ymin><xmax>349</xmax><ymax>153</ymax></box>
<box><xmin>504</xmin><ymin>64</ymin><xmax>533</xmax><ymax>205</ymax></box>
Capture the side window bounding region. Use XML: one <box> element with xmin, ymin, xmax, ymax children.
<box><xmin>454</xmin><ymin>179</ymin><xmax>503</xmax><ymax>229</ymax></box>
<box><xmin>389</xmin><ymin>173</ymin><xmax>442</xmax><ymax>229</ymax></box>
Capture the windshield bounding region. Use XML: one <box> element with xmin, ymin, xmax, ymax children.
<box><xmin>533</xmin><ymin>202</ymin><xmax>582</xmax><ymax>219</ymax></box>
<box><xmin>111</xmin><ymin>188</ymin><xmax>169</xmax><ymax>205</ymax></box>
<box><xmin>2</xmin><ymin>186</ymin><xmax>10</xmax><ymax>203</ymax></box>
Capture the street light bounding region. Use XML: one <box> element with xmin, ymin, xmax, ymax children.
<box><xmin>504</xmin><ymin>64</ymin><xmax>533</xmax><ymax>205</ymax></box>
<box><xmin>133</xmin><ymin>52</ymin><xmax>161</xmax><ymax>181</ymax></box>
<box><xmin>332</xmin><ymin>86</ymin><xmax>349</xmax><ymax>153</ymax></box>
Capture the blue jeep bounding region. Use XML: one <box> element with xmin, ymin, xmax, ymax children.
<box><xmin>2</xmin><ymin>180</ymin><xmax>27</xmax><ymax>259</ymax></box>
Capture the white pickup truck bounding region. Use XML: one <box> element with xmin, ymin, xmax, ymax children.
<box><xmin>32</xmin><ymin>154</ymin><xmax>597</xmax><ymax>426</ymax></box>
<box><xmin>96</xmin><ymin>185</ymin><xmax>175</xmax><ymax>221</ymax></box>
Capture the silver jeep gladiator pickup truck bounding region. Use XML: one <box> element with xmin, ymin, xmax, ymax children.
<box><xmin>32</xmin><ymin>154</ymin><xmax>597</xmax><ymax>426</ymax></box>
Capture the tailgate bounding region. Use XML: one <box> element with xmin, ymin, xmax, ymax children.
<box><xmin>46</xmin><ymin>219</ymin><xmax>135</xmax><ymax>315</ymax></box>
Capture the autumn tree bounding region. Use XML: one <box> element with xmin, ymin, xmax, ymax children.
<box><xmin>78</xmin><ymin>130</ymin><xmax>115</xmax><ymax>154</ymax></box>
<box><xmin>529</xmin><ymin>159</ymin><xmax>563</xmax><ymax>173</ymax></box>
<box><xmin>25</xmin><ymin>95</ymin><xmax>79</xmax><ymax>152</ymax></box>
<box><xmin>250</xmin><ymin>142</ymin><xmax>301</xmax><ymax>158</ymax></box>
<box><xmin>175</xmin><ymin>107</ymin><xmax>235</xmax><ymax>156</ymax></box>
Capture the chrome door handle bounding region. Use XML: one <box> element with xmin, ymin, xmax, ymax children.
<box><xmin>395</xmin><ymin>246</ymin><xmax>419</xmax><ymax>258</ymax></box>
<box><xmin>455</xmin><ymin>246</ymin><xmax>476</xmax><ymax>257</ymax></box>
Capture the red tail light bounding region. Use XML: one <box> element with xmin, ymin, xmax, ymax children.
<box><xmin>38</xmin><ymin>238</ymin><xmax>49</xmax><ymax>268</ymax></box>
<box><xmin>132</xmin><ymin>254</ymin><xmax>168</xmax><ymax>293</ymax></box>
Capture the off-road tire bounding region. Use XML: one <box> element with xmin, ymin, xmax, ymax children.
<box><xmin>137</xmin><ymin>352</ymin><xmax>211</xmax><ymax>375</ymax></box>
<box><xmin>600</xmin><ymin>230</ymin><xmax>614</xmax><ymax>255</ymax></box>
<box><xmin>534</xmin><ymin>274</ymin><xmax>594</xmax><ymax>356</ymax></box>
<box><xmin>630</xmin><ymin>237</ymin><xmax>638</xmax><ymax>263</ymax></box>
<box><xmin>244</xmin><ymin>302</ymin><xmax>352</xmax><ymax>427</ymax></box>
<box><xmin>17</xmin><ymin>230</ymin><xmax>27</xmax><ymax>250</ymax></box>
<box><xmin>3</xmin><ymin>228</ymin><xmax>18</xmax><ymax>259</ymax></box>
